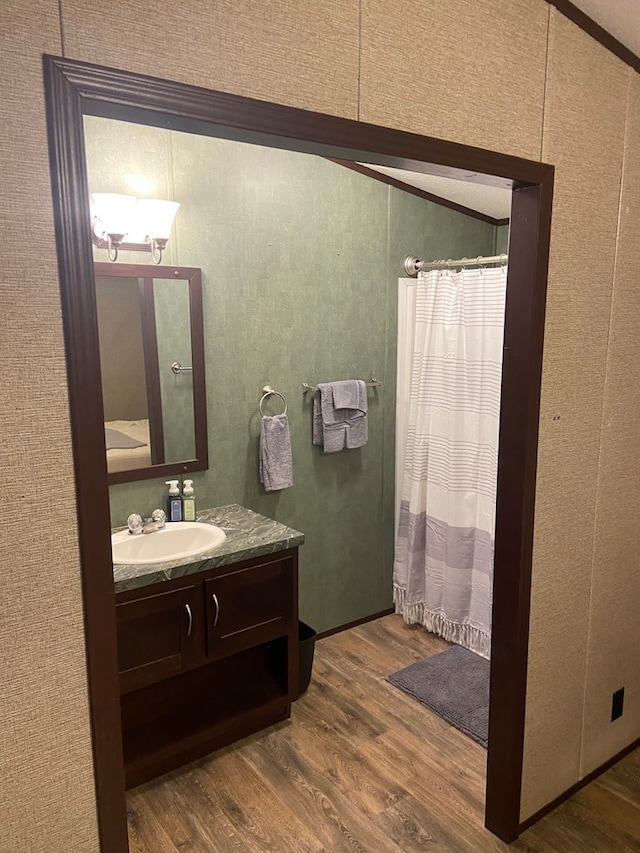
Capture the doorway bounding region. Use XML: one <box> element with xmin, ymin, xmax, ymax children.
<box><xmin>44</xmin><ymin>54</ymin><xmax>553</xmax><ymax>850</ymax></box>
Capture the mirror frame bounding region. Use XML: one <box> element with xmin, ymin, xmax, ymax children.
<box><xmin>43</xmin><ymin>55</ymin><xmax>553</xmax><ymax>852</ymax></box>
<box><xmin>94</xmin><ymin>262</ymin><xmax>208</xmax><ymax>484</ymax></box>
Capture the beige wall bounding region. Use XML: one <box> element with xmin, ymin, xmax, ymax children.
<box><xmin>4</xmin><ymin>0</ymin><xmax>640</xmax><ymax>847</ymax></box>
<box><xmin>0</xmin><ymin>1</ymin><xmax>100</xmax><ymax>851</ymax></box>
<box><xmin>521</xmin><ymin>11</ymin><xmax>631</xmax><ymax>818</ymax></box>
<box><xmin>360</xmin><ymin>0</ymin><xmax>550</xmax><ymax>159</ymax></box>
<box><xmin>581</xmin><ymin>71</ymin><xmax>640</xmax><ymax>777</ymax></box>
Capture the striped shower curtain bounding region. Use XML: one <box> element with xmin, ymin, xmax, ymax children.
<box><xmin>393</xmin><ymin>265</ymin><xmax>507</xmax><ymax>659</ymax></box>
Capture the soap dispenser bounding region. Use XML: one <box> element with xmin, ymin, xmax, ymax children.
<box><xmin>182</xmin><ymin>479</ymin><xmax>196</xmax><ymax>521</ymax></box>
<box><xmin>165</xmin><ymin>480</ymin><xmax>183</xmax><ymax>522</ymax></box>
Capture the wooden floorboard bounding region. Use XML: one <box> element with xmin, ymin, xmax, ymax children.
<box><xmin>127</xmin><ymin>614</ymin><xmax>640</xmax><ymax>852</ymax></box>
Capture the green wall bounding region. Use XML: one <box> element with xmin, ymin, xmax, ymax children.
<box><xmin>154</xmin><ymin>280</ymin><xmax>195</xmax><ymax>463</ymax></box>
<box><xmin>495</xmin><ymin>223</ymin><xmax>510</xmax><ymax>255</ymax></box>
<box><xmin>84</xmin><ymin>116</ymin><xmax>498</xmax><ymax>633</ymax></box>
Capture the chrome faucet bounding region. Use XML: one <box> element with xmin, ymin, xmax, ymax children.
<box><xmin>127</xmin><ymin>509</ymin><xmax>166</xmax><ymax>535</ymax></box>
<box><xmin>144</xmin><ymin>509</ymin><xmax>167</xmax><ymax>533</ymax></box>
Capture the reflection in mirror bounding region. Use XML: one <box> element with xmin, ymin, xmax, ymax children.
<box><xmin>94</xmin><ymin>263</ymin><xmax>207</xmax><ymax>484</ymax></box>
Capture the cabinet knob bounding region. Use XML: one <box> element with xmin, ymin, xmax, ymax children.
<box><xmin>185</xmin><ymin>603</ymin><xmax>193</xmax><ymax>637</ymax></box>
<box><xmin>212</xmin><ymin>593</ymin><xmax>220</xmax><ymax>627</ymax></box>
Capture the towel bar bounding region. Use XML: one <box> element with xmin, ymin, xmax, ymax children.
<box><xmin>301</xmin><ymin>378</ymin><xmax>382</xmax><ymax>393</ymax></box>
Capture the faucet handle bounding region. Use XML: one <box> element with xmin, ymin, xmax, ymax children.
<box><xmin>151</xmin><ymin>508</ymin><xmax>166</xmax><ymax>528</ymax></box>
<box><xmin>127</xmin><ymin>513</ymin><xmax>143</xmax><ymax>535</ymax></box>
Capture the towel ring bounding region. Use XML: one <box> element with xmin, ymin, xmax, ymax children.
<box><xmin>259</xmin><ymin>385</ymin><xmax>287</xmax><ymax>417</ymax></box>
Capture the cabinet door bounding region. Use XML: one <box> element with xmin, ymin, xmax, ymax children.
<box><xmin>116</xmin><ymin>584</ymin><xmax>202</xmax><ymax>693</ymax></box>
<box><xmin>205</xmin><ymin>556</ymin><xmax>294</xmax><ymax>660</ymax></box>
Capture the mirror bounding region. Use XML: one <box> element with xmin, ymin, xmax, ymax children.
<box><xmin>94</xmin><ymin>262</ymin><xmax>208</xmax><ymax>484</ymax></box>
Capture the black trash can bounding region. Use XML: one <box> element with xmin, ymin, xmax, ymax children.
<box><xmin>298</xmin><ymin>621</ymin><xmax>317</xmax><ymax>697</ymax></box>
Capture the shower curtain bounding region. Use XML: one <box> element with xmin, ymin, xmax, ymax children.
<box><xmin>393</xmin><ymin>265</ymin><xmax>507</xmax><ymax>658</ymax></box>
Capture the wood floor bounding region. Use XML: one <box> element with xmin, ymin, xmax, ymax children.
<box><xmin>126</xmin><ymin>615</ymin><xmax>640</xmax><ymax>852</ymax></box>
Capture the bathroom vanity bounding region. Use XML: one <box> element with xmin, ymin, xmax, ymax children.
<box><xmin>113</xmin><ymin>505</ymin><xmax>304</xmax><ymax>788</ymax></box>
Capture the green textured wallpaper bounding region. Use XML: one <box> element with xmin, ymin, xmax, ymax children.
<box><xmin>153</xmin><ymin>280</ymin><xmax>195</xmax><ymax>462</ymax></box>
<box><xmin>495</xmin><ymin>223</ymin><xmax>510</xmax><ymax>255</ymax></box>
<box><xmin>84</xmin><ymin>116</ymin><xmax>498</xmax><ymax>633</ymax></box>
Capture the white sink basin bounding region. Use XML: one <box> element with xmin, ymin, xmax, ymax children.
<box><xmin>111</xmin><ymin>521</ymin><xmax>226</xmax><ymax>566</ymax></box>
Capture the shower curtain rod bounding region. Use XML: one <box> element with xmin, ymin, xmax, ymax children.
<box><xmin>404</xmin><ymin>253</ymin><xmax>508</xmax><ymax>276</ymax></box>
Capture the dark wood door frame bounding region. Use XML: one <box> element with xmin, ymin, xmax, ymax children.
<box><xmin>43</xmin><ymin>54</ymin><xmax>553</xmax><ymax>849</ymax></box>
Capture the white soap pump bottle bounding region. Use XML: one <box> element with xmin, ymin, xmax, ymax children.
<box><xmin>165</xmin><ymin>480</ymin><xmax>182</xmax><ymax>522</ymax></box>
<box><xmin>182</xmin><ymin>479</ymin><xmax>196</xmax><ymax>522</ymax></box>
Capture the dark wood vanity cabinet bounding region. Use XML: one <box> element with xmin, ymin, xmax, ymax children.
<box><xmin>205</xmin><ymin>557</ymin><xmax>293</xmax><ymax>660</ymax></box>
<box><xmin>115</xmin><ymin>548</ymin><xmax>299</xmax><ymax>788</ymax></box>
<box><xmin>116</xmin><ymin>584</ymin><xmax>203</xmax><ymax>694</ymax></box>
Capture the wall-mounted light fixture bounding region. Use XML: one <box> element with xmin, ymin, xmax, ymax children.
<box><xmin>90</xmin><ymin>193</ymin><xmax>180</xmax><ymax>264</ymax></box>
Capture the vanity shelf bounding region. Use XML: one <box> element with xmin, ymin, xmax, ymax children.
<box><xmin>115</xmin><ymin>547</ymin><xmax>299</xmax><ymax>788</ymax></box>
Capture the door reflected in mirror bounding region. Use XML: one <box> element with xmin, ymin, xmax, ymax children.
<box><xmin>94</xmin><ymin>263</ymin><xmax>208</xmax><ymax>484</ymax></box>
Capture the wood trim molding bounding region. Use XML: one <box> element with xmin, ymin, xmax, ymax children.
<box><xmin>484</xmin><ymin>181</ymin><xmax>553</xmax><ymax>842</ymax></box>
<box><xmin>519</xmin><ymin>735</ymin><xmax>640</xmax><ymax>832</ymax></box>
<box><xmin>188</xmin><ymin>268</ymin><xmax>209</xmax><ymax>475</ymax></box>
<box><xmin>328</xmin><ymin>159</ymin><xmax>507</xmax><ymax>226</ymax></box>
<box><xmin>93</xmin><ymin>262</ymin><xmax>208</xmax><ymax>486</ymax></box>
<box><xmin>42</xmin><ymin>57</ymin><xmax>129</xmax><ymax>853</ymax></box>
<box><xmin>46</xmin><ymin>58</ymin><xmax>547</xmax><ymax>185</ymax></box>
<box><xmin>315</xmin><ymin>608</ymin><xmax>395</xmax><ymax>641</ymax></box>
<box><xmin>549</xmin><ymin>0</ymin><xmax>640</xmax><ymax>73</ymax></box>
<box><xmin>42</xmin><ymin>54</ymin><xmax>554</xmax><ymax>849</ymax></box>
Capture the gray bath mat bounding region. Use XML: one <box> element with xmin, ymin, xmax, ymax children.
<box><xmin>387</xmin><ymin>645</ymin><xmax>490</xmax><ymax>747</ymax></box>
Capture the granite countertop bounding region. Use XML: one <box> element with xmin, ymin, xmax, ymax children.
<box><xmin>113</xmin><ymin>503</ymin><xmax>304</xmax><ymax>594</ymax></box>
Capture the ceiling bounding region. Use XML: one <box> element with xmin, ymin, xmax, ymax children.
<box><xmin>571</xmin><ymin>0</ymin><xmax>640</xmax><ymax>57</ymax></box>
<box><xmin>358</xmin><ymin>165</ymin><xmax>512</xmax><ymax>221</ymax></box>
<box><xmin>360</xmin><ymin>3</ymin><xmax>638</xmax><ymax>222</ymax></box>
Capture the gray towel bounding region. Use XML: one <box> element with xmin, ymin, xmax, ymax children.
<box><xmin>259</xmin><ymin>414</ymin><xmax>293</xmax><ymax>491</ymax></box>
<box><xmin>332</xmin><ymin>379</ymin><xmax>367</xmax><ymax>413</ymax></box>
<box><xmin>312</xmin><ymin>380</ymin><xmax>368</xmax><ymax>453</ymax></box>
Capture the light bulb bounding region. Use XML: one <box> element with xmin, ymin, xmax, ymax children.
<box><xmin>90</xmin><ymin>193</ymin><xmax>137</xmax><ymax>240</ymax></box>
<box><xmin>136</xmin><ymin>199</ymin><xmax>180</xmax><ymax>240</ymax></box>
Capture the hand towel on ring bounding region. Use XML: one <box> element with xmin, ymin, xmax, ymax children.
<box><xmin>259</xmin><ymin>413</ymin><xmax>294</xmax><ymax>491</ymax></box>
